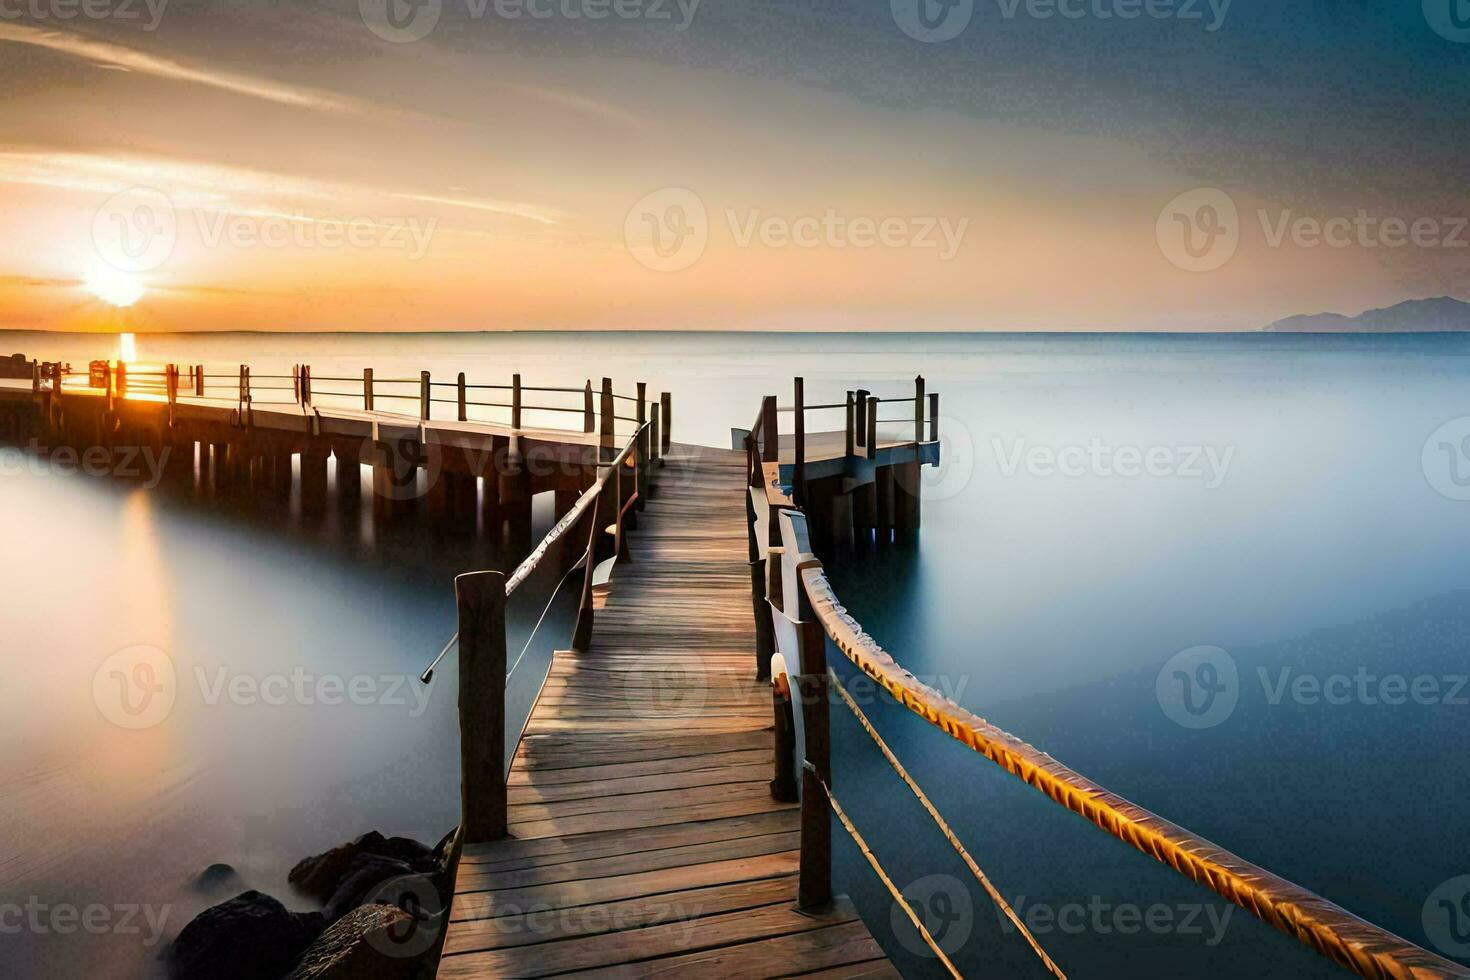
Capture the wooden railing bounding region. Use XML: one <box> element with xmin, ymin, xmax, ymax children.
<box><xmin>50</xmin><ymin>360</ymin><xmax>662</xmax><ymax>446</ymax></box>
<box><xmin>749</xmin><ymin>395</ymin><xmax>1469</xmax><ymax>979</ymax></box>
<box><xmin>421</xmin><ymin>422</ymin><xmax>653</xmax><ymax>843</ymax></box>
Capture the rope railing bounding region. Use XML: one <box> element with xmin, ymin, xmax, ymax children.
<box><xmin>793</xmin><ymin>542</ymin><xmax>1469</xmax><ymax>980</ymax></box>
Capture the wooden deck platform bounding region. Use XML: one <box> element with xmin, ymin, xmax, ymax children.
<box><xmin>439</xmin><ymin>446</ymin><xmax>894</xmax><ymax>979</ymax></box>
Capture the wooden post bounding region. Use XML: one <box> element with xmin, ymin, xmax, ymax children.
<box><xmin>300</xmin><ymin>365</ymin><xmax>309</xmax><ymax>405</ymax></box>
<box><xmin>364</xmin><ymin>368</ymin><xmax>374</xmax><ymax>411</ymax></box>
<box><xmin>854</xmin><ymin>389</ymin><xmax>869</xmax><ymax>448</ymax></box>
<box><xmin>845</xmin><ymin>391</ymin><xmax>855</xmax><ymax>458</ymax></box>
<box><xmin>792</xmin><ymin>535</ymin><xmax>832</xmax><ymax>909</ymax></box>
<box><xmin>572</xmin><ymin>482</ymin><xmax>610</xmax><ymax>653</ymax></box>
<box><xmin>929</xmin><ymin>392</ymin><xmax>940</xmax><ymax>442</ymax></box>
<box><xmin>599</xmin><ymin>378</ymin><xmax>615</xmax><ymax>452</ymax></box>
<box><xmin>761</xmin><ymin>395</ymin><xmax>778</xmax><ymax>464</ymax></box>
<box><xmin>650</xmin><ymin>404</ymin><xmax>661</xmax><ymax>467</ymax></box>
<box><xmin>195</xmin><ymin>365</ymin><xmax>204</xmax><ymax>398</ymax></box>
<box><xmin>915</xmin><ymin>375</ymin><xmax>925</xmax><ymax>446</ymax></box>
<box><xmin>583</xmin><ymin>381</ymin><xmax>594</xmax><ymax>434</ymax></box>
<box><xmin>660</xmin><ymin>392</ymin><xmax>671</xmax><ymax>455</ymax></box>
<box><xmin>512</xmin><ymin>374</ymin><xmax>523</xmax><ymax>431</ymax></box>
<box><xmin>770</xmin><ymin>668</ymin><xmax>798</xmax><ymax>803</ymax></box>
<box><xmin>457</xmin><ymin>570</ymin><xmax>509</xmax><ymax>843</ymax></box>
<box><xmin>457</xmin><ymin>372</ymin><xmax>468</xmax><ymax>423</ymax></box>
<box><xmin>116</xmin><ymin>361</ymin><xmax>128</xmax><ymax>399</ymax></box>
<box><xmin>635</xmin><ymin>382</ymin><xmax>648</xmax><ymax>512</ymax></box>
<box><xmin>420</xmin><ymin>371</ymin><xmax>431</xmax><ymax>421</ymax></box>
<box><xmin>793</xmin><ymin>377</ymin><xmax>806</xmax><ymax>506</ymax></box>
<box><xmin>31</xmin><ymin>361</ymin><xmax>39</xmax><ymax>394</ymax></box>
<box><xmin>866</xmin><ymin>396</ymin><xmax>879</xmax><ymax>461</ymax></box>
<box><xmin>747</xmin><ymin>440</ymin><xmax>774</xmax><ymax>681</ymax></box>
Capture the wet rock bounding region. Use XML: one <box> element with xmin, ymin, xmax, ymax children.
<box><xmin>323</xmin><ymin>854</ymin><xmax>417</xmax><ymax>922</ymax></box>
<box><xmin>166</xmin><ymin>890</ymin><xmax>324</xmax><ymax>980</ymax></box>
<box><xmin>289</xmin><ymin>832</ymin><xmax>433</xmax><ymax>905</ymax></box>
<box><xmin>190</xmin><ymin>863</ymin><xmax>240</xmax><ymax>894</ymax></box>
<box><xmin>288</xmin><ymin>903</ymin><xmax>428</xmax><ymax>979</ymax></box>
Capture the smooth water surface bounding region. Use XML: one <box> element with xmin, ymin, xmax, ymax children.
<box><xmin>3</xmin><ymin>330</ymin><xmax>1469</xmax><ymax>977</ymax></box>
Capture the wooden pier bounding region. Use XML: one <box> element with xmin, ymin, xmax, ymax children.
<box><xmin>440</xmin><ymin>446</ymin><xmax>895</xmax><ymax>977</ymax></box>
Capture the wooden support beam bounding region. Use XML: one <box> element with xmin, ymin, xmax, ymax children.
<box><xmin>660</xmin><ymin>391</ymin><xmax>671</xmax><ymax>455</ymax></box>
<box><xmin>599</xmin><ymin>378</ymin><xmax>615</xmax><ymax>451</ymax></box>
<box><xmin>650</xmin><ymin>403</ymin><xmax>661</xmax><ymax>469</ymax></box>
<box><xmin>583</xmin><ymin>381</ymin><xmax>595</xmax><ymax>434</ymax></box>
<box><xmin>421</xmin><ymin>371</ymin><xmax>431</xmax><ymax>421</ymax></box>
<box><xmin>457</xmin><ymin>372</ymin><xmax>468</xmax><ymax>423</ymax></box>
<box><xmin>512</xmin><ymin>373</ymin><xmax>523</xmax><ymax>431</ymax></box>
<box><xmin>793</xmin><ymin>377</ymin><xmax>806</xmax><ymax>506</ymax></box>
<box><xmin>845</xmin><ymin>391</ymin><xmax>855</xmax><ymax>458</ymax></box>
<box><xmin>457</xmin><ymin>570</ymin><xmax>509</xmax><ymax>843</ymax></box>
<box><xmin>929</xmin><ymin>392</ymin><xmax>940</xmax><ymax>442</ymax></box>
<box><xmin>915</xmin><ymin>375</ymin><xmax>926</xmax><ymax>446</ymax></box>
<box><xmin>875</xmin><ymin>464</ymin><xmax>895</xmax><ymax>543</ymax></box>
<box><xmin>635</xmin><ymin>382</ymin><xmax>648</xmax><ymax>513</ymax></box>
<box><xmin>793</xmin><ymin>545</ymin><xmax>832</xmax><ymax>910</ymax></box>
<box><xmin>854</xmin><ymin>389</ymin><xmax>868</xmax><ymax>448</ymax></box>
<box><xmin>364</xmin><ymin>368</ymin><xmax>374</xmax><ymax>411</ymax></box>
<box><xmin>866</xmin><ymin>396</ymin><xmax>879</xmax><ymax>461</ymax></box>
<box><xmin>761</xmin><ymin>395</ymin><xmax>778</xmax><ymax>464</ymax></box>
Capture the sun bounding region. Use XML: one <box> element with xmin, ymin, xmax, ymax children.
<box><xmin>85</xmin><ymin>266</ymin><xmax>146</xmax><ymax>308</ymax></box>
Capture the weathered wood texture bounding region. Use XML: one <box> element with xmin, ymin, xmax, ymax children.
<box><xmin>441</xmin><ymin>446</ymin><xmax>891</xmax><ymax>978</ymax></box>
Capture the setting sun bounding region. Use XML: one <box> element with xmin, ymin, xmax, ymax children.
<box><xmin>84</xmin><ymin>267</ymin><xmax>145</xmax><ymax>308</ymax></box>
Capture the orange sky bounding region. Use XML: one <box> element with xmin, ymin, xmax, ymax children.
<box><xmin>0</xmin><ymin>7</ymin><xmax>1464</xmax><ymax>332</ymax></box>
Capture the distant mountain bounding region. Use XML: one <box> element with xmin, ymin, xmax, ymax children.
<box><xmin>1264</xmin><ymin>297</ymin><xmax>1470</xmax><ymax>332</ymax></box>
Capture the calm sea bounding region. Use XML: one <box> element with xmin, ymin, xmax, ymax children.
<box><xmin>3</xmin><ymin>330</ymin><xmax>1468</xmax><ymax>978</ymax></box>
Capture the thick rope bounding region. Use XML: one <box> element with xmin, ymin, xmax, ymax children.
<box><xmin>829</xmin><ymin>670</ymin><xmax>1067</xmax><ymax>980</ymax></box>
<box><xmin>803</xmin><ymin>763</ymin><xmax>962</xmax><ymax>980</ymax></box>
<box><xmin>798</xmin><ymin>565</ymin><xmax>1470</xmax><ymax>980</ymax></box>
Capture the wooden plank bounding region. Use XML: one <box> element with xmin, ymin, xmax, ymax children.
<box><xmin>441</xmin><ymin>446</ymin><xmax>891</xmax><ymax>977</ymax></box>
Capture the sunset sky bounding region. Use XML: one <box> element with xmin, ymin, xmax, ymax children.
<box><xmin>1</xmin><ymin>0</ymin><xmax>1466</xmax><ymax>332</ymax></box>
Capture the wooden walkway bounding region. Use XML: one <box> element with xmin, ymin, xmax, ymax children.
<box><xmin>440</xmin><ymin>446</ymin><xmax>894</xmax><ymax>978</ymax></box>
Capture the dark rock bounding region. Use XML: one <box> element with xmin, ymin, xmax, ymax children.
<box><xmin>288</xmin><ymin>903</ymin><xmax>428</xmax><ymax>980</ymax></box>
<box><xmin>323</xmin><ymin>854</ymin><xmax>416</xmax><ymax>922</ymax></box>
<box><xmin>166</xmin><ymin>890</ymin><xmax>324</xmax><ymax>980</ymax></box>
<box><xmin>289</xmin><ymin>833</ymin><xmax>434</xmax><ymax>905</ymax></box>
<box><xmin>190</xmin><ymin>863</ymin><xmax>240</xmax><ymax>893</ymax></box>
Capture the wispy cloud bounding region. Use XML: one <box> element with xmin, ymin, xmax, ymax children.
<box><xmin>0</xmin><ymin>23</ymin><xmax>364</xmax><ymax>113</ymax></box>
<box><xmin>391</xmin><ymin>192</ymin><xmax>563</xmax><ymax>226</ymax></box>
